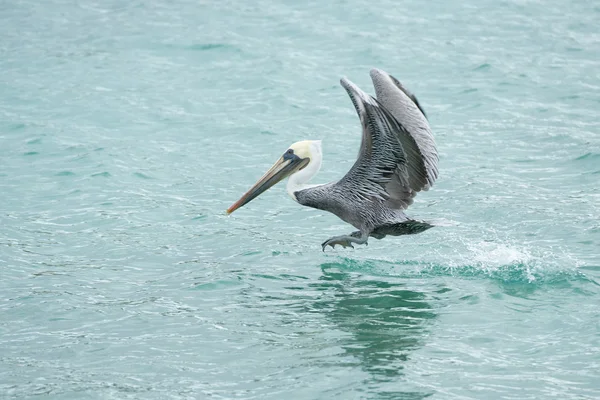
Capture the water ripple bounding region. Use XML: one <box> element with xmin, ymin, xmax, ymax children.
<box><xmin>1</xmin><ymin>0</ymin><xmax>600</xmax><ymax>398</ymax></box>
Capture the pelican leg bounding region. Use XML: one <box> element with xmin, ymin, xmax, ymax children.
<box><xmin>321</xmin><ymin>231</ymin><xmax>369</xmax><ymax>251</ymax></box>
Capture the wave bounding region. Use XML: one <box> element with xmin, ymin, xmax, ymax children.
<box><xmin>326</xmin><ymin>239</ymin><xmax>593</xmax><ymax>286</ymax></box>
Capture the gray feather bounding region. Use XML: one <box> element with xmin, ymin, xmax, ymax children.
<box><xmin>295</xmin><ymin>70</ymin><xmax>438</xmax><ymax>235</ymax></box>
<box><xmin>370</xmin><ymin>68</ymin><xmax>439</xmax><ymax>191</ymax></box>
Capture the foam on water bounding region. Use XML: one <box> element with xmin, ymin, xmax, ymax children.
<box><xmin>326</xmin><ymin>231</ymin><xmax>589</xmax><ymax>286</ymax></box>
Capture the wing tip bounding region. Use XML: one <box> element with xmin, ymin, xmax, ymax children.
<box><xmin>369</xmin><ymin>68</ymin><xmax>386</xmax><ymax>81</ymax></box>
<box><xmin>340</xmin><ymin>77</ymin><xmax>377</xmax><ymax>106</ymax></box>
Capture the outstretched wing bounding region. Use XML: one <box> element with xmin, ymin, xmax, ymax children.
<box><xmin>335</xmin><ymin>75</ymin><xmax>436</xmax><ymax>210</ymax></box>
<box><xmin>370</xmin><ymin>68</ymin><xmax>438</xmax><ymax>190</ymax></box>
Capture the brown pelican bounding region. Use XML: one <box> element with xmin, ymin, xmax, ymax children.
<box><xmin>227</xmin><ymin>68</ymin><xmax>439</xmax><ymax>251</ymax></box>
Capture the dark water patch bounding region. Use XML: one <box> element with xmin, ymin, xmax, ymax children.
<box><xmin>245</xmin><ymin>273</ymin><xmax>310</xmax><ymax>282</ymax></box>
<box><xmin>459</xmin><ymin>294</ymin><xmax>479</xmax><ymax>304</ymax></box>
<box><xmin>241</xmin><ymin>250</ymin><xmax>261</xmax><ymax>257</ymax></box>
<box><xmin>69</xmin><ymin>153</ymin><xmax>89</xmax><ymax>162</ymax></box>
<box><xmin>23</xmin><ymin>151</ymin><xmax>38</xmax><ymax>156</ymax></box>
<box><xmin>55</xmin><ymin>171</ymin><xmax>75</xmax><ymax>176</ymax></box>
<box><xmin>249</xmin><ymin>273</ymin><xmax>285</xmax><ymax>281</ymax></box>
<box><xmin>193</xmin><ymin>279</ymin><xmax>243</xmax><ymax>291</ymax></box>
<box><xmin>279</xmin><ymin>273</ymin><xmax>309</xmax><ymax>280</ymax></box>
<box><xmin>7</xmin><ymin>123</ymin><xmax>26</xmax><ymax>131</ymax></box>
<box><xmin>514</xmin><ymin>158</ymin><xmax>537</xmax><ymax>163</ymax></box>
<box><xmin>133</xmin><ymin>172</ymin><xmax>152</xmax><ymax>179</ymax></box>
<box><xmin>185</xmin><ymin>43</ymin><xmax>241</xmax><ymax>53</ymax></box>
<box><xmin>574</xmin><ymin>152</ymin><xmax>600</xmax><ymax>161</ymax></box>
<box><xmin>65</xmin><ymin>145</ymin><xmax>86</xmax><ymax>151</ymax></box>
<box><xmin>190</xmin><ymin>43</ymin><xmax>224</xmax><ymax>51</ymax></box>
<box><xmin>474</xmin><ymin>63</ymin><xmax>491</xmax><ymax>71</ymax></box>
<box><xmin>577</xmin><ymin>240</ymin><xmax>594</xmax><ymax>245</ymax></box>
<box><xmin>91</xmin><ymin>172</ymin><xmax>111</xmax><ymax>178</ymax></box>
<box><xmin>31</xmin><ymin>271</ymin><xmax>69</xmax><ymax>277</ymax></box>
<box><xmin>560</xmin><ymin>94</ymin><xmax>580</xmax><ymax>100</ymax></box>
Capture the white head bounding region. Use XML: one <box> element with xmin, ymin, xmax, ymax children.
<box><xmin>227</xmin><ymin>140</ymin><xmax>323</xmax><ymax>213</ymax></box>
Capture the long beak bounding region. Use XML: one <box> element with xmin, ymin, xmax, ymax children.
<box><xmin>227</xmin><ymin>156</ymin><xmax>308</xmax><ymax>214</ymax></box>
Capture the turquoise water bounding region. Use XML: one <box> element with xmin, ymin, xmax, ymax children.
<box><xmin>1</xmin><ymin>0</ymin><xmax>599</xmax><ymax>398</ymax></box>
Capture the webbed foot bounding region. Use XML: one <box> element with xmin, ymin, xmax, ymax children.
<box><xmin>321</xmin><ymin>236</ymin><xmax>355</xmax><ymax>251</ymax></box>
<box><xmin>321</xmin><ymin>231</ymin><xmax>368</xmax><ymax>251</ymax></box>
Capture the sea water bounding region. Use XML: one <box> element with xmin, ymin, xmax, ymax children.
<box><xmin>1</xmin><ymin>0</ymin><xmax>599</xmax><ymax>398</ymax></box>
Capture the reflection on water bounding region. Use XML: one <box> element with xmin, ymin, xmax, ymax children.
<box><xmin>311</xmin><ymin>262</ymin><xmax>439</xmax><ymax>399</ymax></box>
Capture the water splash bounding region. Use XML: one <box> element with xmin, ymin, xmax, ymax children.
<box><xmin>329</xmin><ymin>238</ymin><xmax>589</xmax><ymax>286</ymax></box>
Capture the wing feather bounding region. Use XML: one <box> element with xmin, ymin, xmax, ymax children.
<box><xmin>370</xmin><ymin>69</ymin><xmax>439</xmax><ymax>191</ymax></box>
<box><xmin>336</xmin><ymin>77</ymin><xmax>419</xmax><ymax>210</ymax></box>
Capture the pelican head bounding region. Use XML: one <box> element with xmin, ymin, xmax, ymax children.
<box><xmin>227</xmin><ymin>140</ymin><xmax>322</xmax><ymax>214</ymax></box>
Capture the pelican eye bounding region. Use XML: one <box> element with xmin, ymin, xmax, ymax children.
<box><xmin>283</xmin><ymin>149</ymin><xmax>295</xmax><ymax>160</ymax></box>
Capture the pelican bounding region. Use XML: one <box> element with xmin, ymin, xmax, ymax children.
<box><xmin>227</xmin><ymin>68</ymin><xmax>439</xmax><ymax>251</ymax></box>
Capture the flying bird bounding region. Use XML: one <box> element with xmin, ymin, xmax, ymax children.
<box><xmin>227</xmin><ymin>68</ymin><xmax>439</xmax><ymax>251</ymax></box>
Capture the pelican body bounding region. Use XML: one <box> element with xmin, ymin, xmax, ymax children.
<box><xmin>227</xmin><ymin>69</ymin><xmax>439</xmax><ymax>251</ymax></box>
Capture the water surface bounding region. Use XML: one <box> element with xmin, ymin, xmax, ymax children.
<box><xmin>1</xmin><ymin>0</ymin><xmax>599</xmax><ymax>399</ymax></box>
